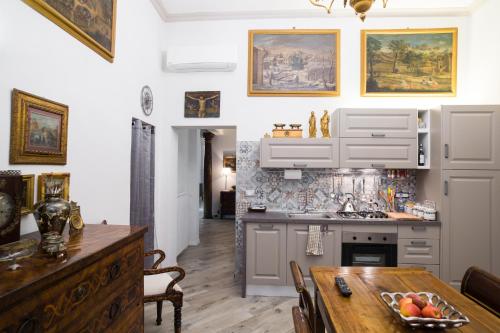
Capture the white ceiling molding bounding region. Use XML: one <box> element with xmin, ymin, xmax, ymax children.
<box><xmin>151</xmin><ymin>0</ymin><xmax>485</xmax><ymax>22</ymax></box>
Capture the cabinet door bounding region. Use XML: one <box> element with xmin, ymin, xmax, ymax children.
<box><xmin>260</xmin><ymin>138</ymin><xmax>339</xmax><ymax>168</ymax></box>
<box><xmin>398</xmin><ymin>239</ymin><xmax>440</xmax><ymax>265</ymax></box>
<box><xmin>286</xmin><ymin>224</ymin><xmax>341</xmax><ymax>285</ymax></box>
<box><xmin>340</xmin><ymin>138</ymin><xmax>417</xmax><ymax>169</ymax></box>
<box><xmin>246</xmin><ymin>223</ymin><xmax>287</xmax><ymax>286</ymax></box>
<box><xmin>398</xmin><ymin>264</ymin><xmax>440</xmax><ymax>278</ymax></box>
<box><xmin>339</xmin><ymin>108</ymin><xmax>417</xmax><ymax>138</ymax></box>
<box><xmin>442</xmin><ymin>105</ymin><xmax>500</xmax><ymax>170</ymax></box>
<box><xmin>441</xmin><ymin>170</ymin><xmax>500</xmax><ymax>288</ymax></box>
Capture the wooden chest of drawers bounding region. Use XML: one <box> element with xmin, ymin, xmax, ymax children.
<box><xmin>0</xmin><ymin>224</ymin><xmax>146</xmax><ymax>333</ymax></box>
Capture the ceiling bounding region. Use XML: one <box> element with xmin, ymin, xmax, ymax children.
<box><xmin>151</xmin><ymin>0</ymin><xmax>483</xmax><ymax>22</ymax></box>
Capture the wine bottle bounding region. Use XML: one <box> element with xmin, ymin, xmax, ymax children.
<box><xmin>418</xmin><ymin>143</ymin><xmax>425</xmax><ymax>166</ymax></box>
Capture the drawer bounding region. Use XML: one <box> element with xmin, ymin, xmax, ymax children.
<box><xmin>340</xmin><ymin>138</ymin><xmax>418</xmax><ymax>169</ymax></box>
<box><xmin>398</xmin><ymin>264</ymin><xmax>440</xmax><ymax>278</ymax></box>
<box><xmin>398</xmin><ymin>225</ymin><xmax>440</xmax><ymax>239</ymax></box>
<box><xmin>339</xmin><ymin>108</ymin><xmax>417</xmax><ymax>138</ymax></box>
<box><xmin>398</xmin><ymin>239</ymin><xmax>439</xmax><ymax>265</ymax></box>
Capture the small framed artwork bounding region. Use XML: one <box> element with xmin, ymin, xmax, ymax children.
<box><xmin>21</xmin><ymin>175</ymin><xmax>35</xmax><ymax>216</ymax></box>
<box><xmin>248</xmin><ymin>29</ymin><xmax>340</xmax><ymax>97</ymax></box>
<box><xmin>185</xmin><ymin>91</ymin><xmax>220</xmax><ymax>118</ymax></box>
<box><xmin>38</xmin><ymin>173</ymin><xmax>70</xmax><ymax>201</ymax></box>
<box><xmin>223</xmin><ymin>152</ymin><xmax>236</xmax><ymax>172</ymax></box>
<box><xmin>361</xmin><ymin>28</ymin><xmax>458</xmax><ymax>96</ymax></box>
<box><xmin>10</xmin><ymin>89</ymin><xmax>69</xmax><ymax>165</ymax></box>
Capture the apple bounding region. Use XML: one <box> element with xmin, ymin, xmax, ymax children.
<box><xmin>398</xmin><ymin>297</ymin><xmax>413</xmax><ymax>308</ymax></box>
<box><xmin>421</xmin><ymin>305</ymin><xmax>442</xmax><ymax>319</ymax></box>
<box><xmin>407</xmin><ymin>293</ymin><xmax>427</xmax><ymax>309</ymax></box>
<box><xmin>400</xmin><ymin>303</ymin><xmax>422</xmax><ymax>318</ymax></box>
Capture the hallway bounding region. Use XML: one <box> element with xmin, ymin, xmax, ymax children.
<box><xmin>144</xmin><ymin>219</ymin><xmax>296</xmax><ymax>333</ymax></box>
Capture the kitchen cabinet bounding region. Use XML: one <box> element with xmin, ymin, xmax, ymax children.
<box><xmin>441</xmin><ymin>170</ymin><xmax>500</xmax><ymax>288</ymax></box>
<box><xmin>246</xmin><ymin>223</ymin><xmax>287</xmax><ymax>286</ymax></box>
<box><xmin>398</xmin><ymin>264</ymin><xmax>440</xmax><ymax>278</ymax></box>
<box><xmin>442</xmin><ymin>105</ymin><xmax>500</xmax><ymax>170</ymax></box>
<box><xmin>338</xmin><ymin>108</ymin><xmax>417</xmax><ymax>138</ymax></box>
<box><xmin>340</xmin><ymin>138</ymin><xmax>418</xmax><ymax>169</ymax></box>
<box><xmin>286</xmin><ymin>224</ymin><xmax>341</xmax><ymax>285</ymax></box>
<box><xmin>398</xmin><ymin>225</ymin><xmax>440</xmax><ymax>240</ymax></box>
<box><xmin>398</xmin><ymin>238</ymin><xmax>440</xmax><ymax>265</ymax></box>
<box><xmin>260</xmin><ymin>138</ymin><xmax>339</xmax><ymax>168</ymax></box>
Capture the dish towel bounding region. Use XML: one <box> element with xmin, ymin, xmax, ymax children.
<box><xmin>306</xmin><ymin>225</ymin><xmax>324</xmax><ymax>256</ymax></box>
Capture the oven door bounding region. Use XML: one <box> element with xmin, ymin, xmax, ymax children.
<box><xmin>341</xmin><ymin>243</ymin><xmax>397</xmax><ymax>267</ymax></box>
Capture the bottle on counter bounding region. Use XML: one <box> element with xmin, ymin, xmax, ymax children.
<box><xmin>418</xmin><ymin>143</ymin><xmax>426</xmax><ymax>167</ymax></box>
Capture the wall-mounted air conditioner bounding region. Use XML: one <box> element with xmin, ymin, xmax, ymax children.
<box><xmin>164</xmin><ymin>45</ymin><xmax>238</xmax><ymax>73</ymax></box>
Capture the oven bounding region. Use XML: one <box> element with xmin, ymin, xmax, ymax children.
<box><xmin>341</xmin><ymin>231</ymin><xmax>397</xmax><ymax>267</ymax></box>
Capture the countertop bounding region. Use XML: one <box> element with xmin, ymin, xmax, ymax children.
<box><xmin>241</xmin><ymin>211</ymin><xmax>441</xmax><ymax>226</ymax></box>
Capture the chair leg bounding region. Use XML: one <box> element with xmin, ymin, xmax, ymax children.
<box><xmin>174</xmin><ymin>303</ymin><xmax>182</xmax><ymax>333</ymax></box>
<box><xmin>156</xmin><ymin>301</ymin><xmax>163</xmax><ymax>325</ymax></box>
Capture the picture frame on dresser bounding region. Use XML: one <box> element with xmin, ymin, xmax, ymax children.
<box><xmin>21</xmin><ymin>175</ymin><xmax>35</xmax><ymax>216</ymax></box>
<box><xmin>248</xmin><ymin>29</ymin><xmax>341</xmax><ymax>97</ymax></box>
<box><xmin>38</xmin><ymin>173</ymin><xmax>70</xmax><ymax>201</ymax></box>
<box><xmin>10</xmin><ymin>89</ymin><xmax>69</xmax><ymax>165</ymax></box>
<box><xmin>361</xmin><ymin>28</ymin><xmax>458</xmax><ymax>96</ymax></box>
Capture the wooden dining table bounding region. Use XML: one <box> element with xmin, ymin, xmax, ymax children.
<box><xmin>310</xmin><ymin>267</ymin><xmax>500</xmax><ymax>333</ymax></box>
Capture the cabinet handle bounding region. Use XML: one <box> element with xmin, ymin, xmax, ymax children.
<box><xmin>259</xmin><ymin>224</ymin><xmax>274</xmax><ymax>229</ymax></box>
<box><xmin>108</xmin><ymin>300</ymin><xmax>121</xmax><ymax>320</ymax></box>
<box><xmin>410</xmin><ymin>241</ymin><xmax>427</xmax><ymax>246</ymax></box>
<box><xmin>444</xmin><ymin>144</ymin><xmax>449</xmax><ymax>158</ymax></box>
<box><xmin>444</xmin><ymin>180</ymin><xmax>449</xmax><ymax>196</ymax></box>
<box><xmin>18</xmin><ymin>318</ymin><xmax>41</xmax><ymax>333</ymax></box>
<box><xmin>108</xmin><ymin>260</ymin><xmax>121</xmax><ymax>281</ymax></box>
<box><xmin>371</xmin><ymin>164</ymin><xmax>386</xmax><ymax>168</ymax></box>
<box><xmin>72</xmin><ymin>284</ymin><xmax>88</xmax><ymax>302</ymax></box>
<box><xmin>371</xmin><ymin>133</ymin><xmax>386</xmax><ymax>138</ymax></box>
<box><xmin>411</xmin><ymin>226</ymin><xmax>426</xmax><ymax>231</ymax></box>
<box><xmin>293</xmin><ymin>163</ymin><xmax>307</xmax><ymax>168</ymax></box>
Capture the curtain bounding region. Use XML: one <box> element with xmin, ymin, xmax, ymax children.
<box><xmin>130</xmin><ymin>118</ymin><xmax>155</xmax><ymax>268</ymax></box>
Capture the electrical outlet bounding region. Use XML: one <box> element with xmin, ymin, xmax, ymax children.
<box><xmin>245</xmin><ymin>189</ymin><xmax>256</xmax><ymax>197</ymax></box>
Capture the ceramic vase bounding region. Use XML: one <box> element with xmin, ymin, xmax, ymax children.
<box><xmin>33</xmin><ymin>193</ymin><xmax>71</xmax><ymax>236</ymax></box>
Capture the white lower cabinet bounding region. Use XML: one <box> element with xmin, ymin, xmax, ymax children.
<box><xmin>398</xmin><ymin>239</ymin><xmax>440</xmax><ymax>265</ymax></box>
<box><xmin>398</xmin><ymin>264</ymin><xmax>440</xmax><ymax>278</ymax></box>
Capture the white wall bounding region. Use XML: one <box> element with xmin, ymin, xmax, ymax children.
<box><xmin>0</xmin><ymin>1</ymin><xmax>179</xmax><ymax>265</ymax></box>
<box><xmin>211</xmin><ymin>129</ymin><xmax>236</xmax><ymax>215</ymax></box>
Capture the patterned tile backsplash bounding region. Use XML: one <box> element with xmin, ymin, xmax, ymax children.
<box><xmin>234</xmin><ymin>141</ymin><xmax>417</xmax><ymax>279</ymax></box>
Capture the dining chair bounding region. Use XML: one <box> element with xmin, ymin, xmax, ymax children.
<box><xmin>292</xmin><ymin>306</ymin><xmax>312</xmax><ymax>333</ymax></box>
<box><xmin>289</xmin><ymin>261</ymin><xmax>315</xmax><ymax>331</ymax></box>
<box><xmin>144</xmin><ymin>249</ymin><xmax>186</xmax><ymax>333</ymax></box>
<box><xmin>461</xmin><ymin>266</ymin><xmax>500</xmax><ymax>316</ymax></box>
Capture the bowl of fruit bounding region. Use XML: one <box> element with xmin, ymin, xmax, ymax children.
<box><xmin>380</xmin><ymin>292</ymin><xmax>470</xmax><ymax>329</ymax></box>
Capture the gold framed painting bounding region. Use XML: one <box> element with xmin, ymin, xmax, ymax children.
<box><xmin>21</xmin><ymin>175</ymin><xmax>35</xmax><ymax>215</ymax></box>
<box><xmin>248</xmin><ymin>29</ymin><xmax>341</xmax><ymax>97</ymax></box>
<box><xmin>10</xmin><ymin>89</ymin><xmax>69</xmax><ymax>165</ymax></box>
<box><xmin>38</xmin><ymin>173</ymin><xmax>70</xmax><ymax>201</ymax></box>
<box><xmin>23</xmin><ymin>0</ymin><xmax>117</xmax><ymax>62</ymax></box>
<box><xmin>361</xmin><ymin>28</ymin><xmax>458</xmax><ymax>96</ymax></box>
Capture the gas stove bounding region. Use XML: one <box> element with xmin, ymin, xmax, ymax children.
<box><xmin>336</xmin><ymin>211</ymin><xmax>389</xmax><ymax>220</ymax></box>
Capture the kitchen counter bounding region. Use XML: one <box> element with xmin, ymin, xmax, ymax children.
<box><xmin>241</xmin><ymin>211</ymin><xmax>441</xmax><ymax>226</ymax></box>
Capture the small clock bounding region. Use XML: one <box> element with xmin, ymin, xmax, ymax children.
<box><xmin>0</xmin><ymin>175</ymin><xmax>22</xmax><ymax>245</ymax></box>
<box><xmin>69</xmin><ymin>201</ymin><xmax>84</xmax><ymax>232</ymax></box>
<box><xmin>141</xmin><ymin>85</ymin><xmax>153</xmax><ymax>116</ymax></box>
<box><xmin>0</xmin><ymin>193</ymin><xmax>15</xmax><ymax>229</ymax></box>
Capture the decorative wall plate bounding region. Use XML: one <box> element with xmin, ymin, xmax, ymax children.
<box><xmin>141</xmin><ymin>86</ymin><xmax>153</xmax><ymax>116</ymax></box>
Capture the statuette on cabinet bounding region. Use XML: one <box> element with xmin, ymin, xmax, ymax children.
<box><xmin>309</xmin><ymin>111</ymin><xmax>317</xmax><ymax>138</ymax></box>
<box><xmin>321</xmin><ymin>110</ymin><xmax>331</xmax><ymax>138</ymax></box>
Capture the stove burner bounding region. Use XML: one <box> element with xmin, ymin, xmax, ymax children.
<box><xmin>336</xmin><ymin>211</ymin><xmax>388</xmax><ymax>219</ymax></box>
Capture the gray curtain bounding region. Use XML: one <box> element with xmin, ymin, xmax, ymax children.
<box><xmin>130</xmin><ymin>118</ymin><xmax>155</xmax><ymax>268</ymax></box>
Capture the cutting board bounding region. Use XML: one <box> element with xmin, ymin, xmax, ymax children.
<box><xmin>387</xmin><ymin>212</ymin><xmax>423</xmax><ymax>221</ymax></box>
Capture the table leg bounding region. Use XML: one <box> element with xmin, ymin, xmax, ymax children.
<box><xmin>314</xmin><ymin>286</ymin><xmax>326</xmax><ymax>333</ymax></box>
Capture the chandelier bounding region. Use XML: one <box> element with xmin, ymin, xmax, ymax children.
<box><xmin>309</xmin><ymin>0</ymin><xmax>389</xmax><ymax>21</ymax></box>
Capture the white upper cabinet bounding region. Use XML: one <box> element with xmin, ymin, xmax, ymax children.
<box><xmin>442</xmin><ymin>105</ymin><xmax>500</xmax><ymax>170</ymax></box>
<box><xmin>339</xmin><ymin>108</ymin><xmax>418</xmax><ymax>138</ymax></box>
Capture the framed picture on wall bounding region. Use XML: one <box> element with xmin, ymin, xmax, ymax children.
<box><xmin>10</xmin><ymin>89</ymin><xmax>69</xmax><ymax>165</ymax></box>
<box><xmin>248</xmin><ymin>29</ymin><xmax>340</xmax><ymax>97</ymax></box>
<box><xmin>184</xmin><ymin>91</ymin><xmax>221</xmax><ymax>118</ymax></box>
<box><xmin>21</xmin><ymin>175</ymin><xmax>35</xmax><ymax>216</ymax></box>
<box><xmin>361</xmin><ymin>28</ymin><xmax>458</xmax><ymax>96</ymax></box>
<box><xmin>223</xmin><ymin>152</ymin><xmax>236</xmax><ymax>172</ymax></box>
<box><xmin>24</xmin><ymin>0</ymin><xmax>117</xmax><ymax>62</ymax></box>
<box><xmin>38</xmin><ymin>173</ymin><xmax>70</xmax><ymax>201</ymax></box>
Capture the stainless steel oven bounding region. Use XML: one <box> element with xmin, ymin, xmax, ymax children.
<box><xmin>341</xmin><ymin>231</ymin><xmax>397</xmax><ymax>267</ymax></box>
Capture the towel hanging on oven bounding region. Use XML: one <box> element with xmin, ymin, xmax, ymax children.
<box><xmin>306</xmin><ymin>225</ymin><xmax>324</xmax><ymax>256</ymax></box>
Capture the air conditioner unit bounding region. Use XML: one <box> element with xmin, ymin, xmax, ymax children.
<box><xmin>164</xmin><ymin>45</ymin><xmax>238</xmax><ymax>73</ymax></box>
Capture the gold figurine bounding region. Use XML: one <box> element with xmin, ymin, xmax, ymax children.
<box><xmin>309</xmin><ymin>111</ymin><xmax>317</xmax><ymax>138</ymax></box>
<box><xmin>321</xmin><ymin>110</ymin><xmax>331</xmax><ymax>138</ymax></box>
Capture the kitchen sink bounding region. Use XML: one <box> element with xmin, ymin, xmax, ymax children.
<box><xmin>287</xmin><ymin>212</ymin><xmax>332</xmax><ymax>219</ymax></box>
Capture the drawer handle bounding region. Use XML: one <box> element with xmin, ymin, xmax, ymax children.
<box><xmin>293</xmin><ymin>163</ymin><xmax>307</xmax><ymax>168</ymax></box>
<box><xmin>109</xmin><ymin>260</ymin><xmax>121</xmax><ymax>281</ymax></box>
<box><xmin>371</xmin><ymin>133</ymin><xmax>386</xmax><ymax>137</ymax></box>
<box><xmin>371</xmin><ymin>164</ymin><xmax>386</xmax><ymax>168</ymax></box>
<box><xmin>259</xmin><ymin>224</ymin><xmax>274</xmax><ymax>229</ymax></box>
<box><xmin>411</xmin><ymin>226</ymin><xmax>426</xmax><ymax>231</ymax></box>
<box><xmin>444</xmin><ymin>144</ymin><xmax>449</xmax><ymax>159</ymax></box>
<box><xmin>18</xmin><ymin>318</ymin><xmax>41</xmax><ymax>333</ymax></box>
<box><xmin>72</xmin><ymin>284</ymin><xmax>88</xmax><ymax>303</ymax></box>
<box><xmin>410</xmin><ymin>241</ymin><xmax>427</xmax><ymax>246</ymax></box>
<box><xmin>108</xmin><ymin>300</ymin><xmax>121</xmax><ymax>320</ymax></box>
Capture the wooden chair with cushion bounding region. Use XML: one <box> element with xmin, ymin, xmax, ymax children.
<box><xmin>144</xmin><ymin>249</ymin><xmax>186</xmax><ymax>333</ymax></box>
<box><xmin>292</xmin><ymin>306</ymin><xmax>312</xmax><ymax>333</ymax></box>
<box><xmin>289</xmin><ymin>261</ymin><xmax>315</xmax><ymax>331</ymax></box>
<box><xmin>461</xmin><ymin>266</ymin><xmax>500</xmax><ymax>317</ymax></box>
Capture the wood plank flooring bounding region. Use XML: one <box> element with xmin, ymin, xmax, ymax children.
<box><xmin>144</xmin><ymin>219</ymin><xmax>296</xmax><ymax>333</ymax></box>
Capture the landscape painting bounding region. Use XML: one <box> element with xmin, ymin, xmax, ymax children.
<box><xmin>26</xmin><ymin>107</ymin><xmax>62</xmax><ymax>153</ymax></box>
<box><xmin>248</xmin><ymin>30</ymin><xmax>340</xmax><ymax>97</ymax></box>
<box><xmin>361</xmin><ymin>28</ymin><xmax>457</xmax><ymax>96</ymax></box>
<box><xmin>24</xmin><ymin>0</ymin><xmax>116</xmax><ymax>62</ymax></box>
<box><xmin>185</xmin><ymin>91</ymin><xmax>220</xmax><ymax>118</ymax></box>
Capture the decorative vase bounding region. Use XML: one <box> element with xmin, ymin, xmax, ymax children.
<box><xmin>33</xmin><ymin>193</ymin><xmax>71</xmax><ymax>236</ymax></box>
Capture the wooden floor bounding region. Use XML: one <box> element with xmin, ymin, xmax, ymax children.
<box><xmin>144</xmin><ymin>219</ymin><xmax>296</xmax><ymax>333</ymax></box>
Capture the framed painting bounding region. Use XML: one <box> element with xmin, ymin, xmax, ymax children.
<box><xmin>223</xmin><ymin>152</ymin><xmax>236</xmax><ymax>172</ymax></box>
<box><xmin>185</xmin><ymin>91</ymin><xmax>220</xmax><ymax>118</ymax></box>
<box><xmin>21</xmin><ymin>175</ymin><xmax>35</xmax><ymax>216</ymax></box>
<box><xmin>24</xmin><ymin>0</ymin><xmax>117</xmax><ymax>62</ymax></box>
<box><xmin>10</xmin><ymin>89</ymin><xmax>68</xmax><ymax>165</ymax></box>
<box><xmin>38</xmin><ymin>173</ymin><xmax>70</xmax><ymax>201</ymax></box>
<box><xmin>248</xmin><ymin>29</ymin><xmax>340</xmax><ymax>97</ymax></box>
<box><xmin>361</xmin><ymin>28</ymin><xmax>458</xmax><ymax>96</ymax></box>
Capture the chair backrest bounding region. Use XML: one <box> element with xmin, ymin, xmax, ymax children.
<box><xmin>292</xmin><ymin>306</ymin><xmax>312</xmax><ymax>333</ymax></box>
<box><xmin>461</xmin><ymin>266</ymin><xmax>500</xmax><ymax>316</ymax></box>
<box><xmin>289</xmin><ymin>261</ymin><xmax>314</xmax><ymax>329</ymax></box>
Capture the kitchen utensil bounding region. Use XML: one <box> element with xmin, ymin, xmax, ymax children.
<box><xmin>386</xmin><ymin>212</ymin><xmax>423</xmax><ymax>221</ymax></box>
<box><xmin>339</xmin><ymin>193</ymin><xmax>357</xmax><ymax>212</ymax></box>
<box><xmin>273</xmin><ymin>123</ymin><xmax>286</xmax><ymax>129</ymax></box>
